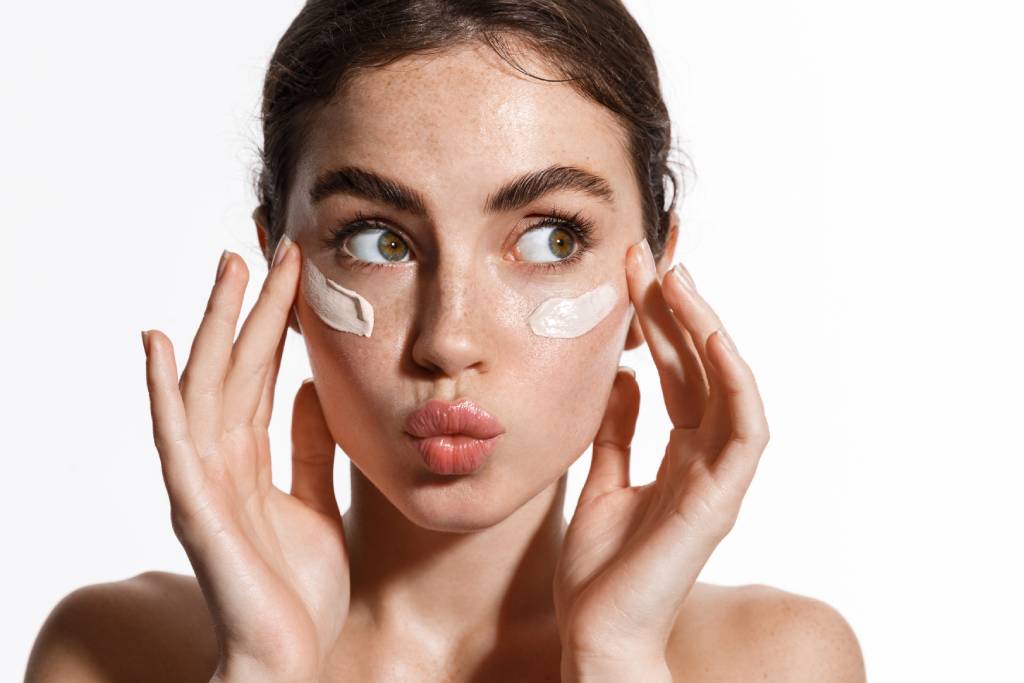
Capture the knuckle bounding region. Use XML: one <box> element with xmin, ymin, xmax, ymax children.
<box><xmin>733</xmin><ymin>421</ymin><xmax>770</xmax><ymax>447</ymax></box>
<box><xmin>247</xmin><ymin>286</ymin><xmax>291</xmax><ymax>328</ymax></box>
<box><xmin>202</xmin><ymin>301</ymin><xmax>236</xmax><ymax>334</ymax></box>
<box><xmin>203</xmin><ymin>295</ymin><xmax>217</xmax><ymax>318</ymax></box>
<box><xmin>756</xmin><ymin>419</ymin><xmax>771</xmax><ymax>444</ymax></box>
<box><xmin>169</xmin><ymin>506</ymin><xmax>194</xmax><ymax>544</ymax></box>
<box><xmin>153</xmin><ymin>429</ymin><xmax>191</xmax><ymax>454</ymax></box>
<box><xmin>178</xmin><ymin>370</ymin><xmax>193</xmax><ymax>395</ymax></box>
<box><xmin>181</xmin><ymin>375</ymin><xmax>219</xmax><ymax>402</ymax></box>
<box><xmin>264</xmin><ymin>287</ymin><xmax>293</xmax><ymax>319</ymax></box>
<box><xmin>169</xmin><ymin>495</ymin><xmax>217</xmax><ymax>547</ymax></box>
<box><xmin>593</xmin><ymin>439</ymin><xmax>630</xmax><ymax>454</ymax></box>
<box><xmin>718</xmin><ymin>509</ymin><xmax>739</xmax><ymax>535</ymax></box>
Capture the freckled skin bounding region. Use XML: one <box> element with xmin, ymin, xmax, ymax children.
<box><xmin>271</xmin><ymin>39</ymin><xmax>655</xmax><ymax>675</ymax></box>
<box><xmin>285</xmin><ymin>41</ymin><xmax>643</xmax><ymax>531</ymax></box>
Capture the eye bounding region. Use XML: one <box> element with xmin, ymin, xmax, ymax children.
<box><xmin>323</xmin><ymin>208</ymin><xmax>598</xmax><ymax>272</ymax></box>
<box><xmin>345</xmin><ymin>227</ymin><xmax>410</xmax><ymax>263</ymax></box>
<box><xmin>323</xmin><ymin>213</ymin><xmax>412</xmax><ymax>266</ymax></box>
<box><xmin>515</xmin><ymin>224</ymin><xmax>580</xmax><ymax>263</ymax></box>
<box><xmin>512</xmin><ymin>209</ymin><xmax>597</xmax><ymax>270</ymax></box>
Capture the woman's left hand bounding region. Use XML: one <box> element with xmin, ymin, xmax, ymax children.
<box><xmin>553</xmin><ymin>238</ymin><xmax>770</xmax><ymax>675</ymax></box>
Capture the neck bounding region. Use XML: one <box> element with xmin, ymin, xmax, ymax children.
<box><xmin>342</xmin><ymin>463</ymin><xmax>568</xmax><ymax>642</ymax></box>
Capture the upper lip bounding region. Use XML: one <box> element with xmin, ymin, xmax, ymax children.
<box><xmin>404</xmin><ymin>398</ymin><xmax>506</xmax><ymax>440</ymax></box>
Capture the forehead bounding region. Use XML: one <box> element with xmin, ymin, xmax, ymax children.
<box><xmin>295</xmin><ymin>41</ymin><xmax>636</xmax><ymax>210</ymax></box>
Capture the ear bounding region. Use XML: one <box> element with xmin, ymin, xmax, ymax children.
<box><xmin>253</xmin><ymin>206</ymin><xmax>303</xmax><ymax>336</ymax></box>
<box><xmin>623</xmin><ymin>211</ymin><xmax>680</xmax><ymax>351</ymax></box>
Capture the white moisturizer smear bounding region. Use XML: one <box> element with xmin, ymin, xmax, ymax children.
<box><xmin>528</xmin><ymin>282</ymin><xmax>618</xmax><ymax>338</ymax></box>
<box><xmin>300</xmin><ymin>256</ymin><xmax>375</xmax><ymax>337</ymax></box>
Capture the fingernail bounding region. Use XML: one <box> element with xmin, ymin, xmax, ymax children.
<box><xmin>302</xmin><ymin>377</ymin><xmax>315</xmax><ymax>385</ymax></box>
<box><xmin>671</xmin><ymin>263</ymin><xmax>696</xmax><ymax>293</ymax></box>
<box><xmin>618</xmin><ymin>365</ymin><xmax>636</xmax><ymax>378</ymax></box>
<box><xmin>633</xmin><ymin>237</ymin><xmax>656</xmax><ymax>274</ymax></box>
<box><xmin>215</xmin><ymin>250</ymin><xmax>230</xmax><ymax>282</ymax></box>
<box><xmin>140</xmin><ymin>329</ymin><xmax>150</xmax><ymax>354</ymax></box>
<box><xmin>272</xmin><ymin>235</ymin><xmax>292</xmax><ymax>269</ymax></box>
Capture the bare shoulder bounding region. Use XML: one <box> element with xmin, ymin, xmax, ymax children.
<box><xmin>24</xmin><ymin>571</ymin><xmax>218</xmax><ymax>683</ymax></box>
<box><xmin>667</xmin><ymin>582</ymin><xmax>866</xmax><ymax>683</ymax></box>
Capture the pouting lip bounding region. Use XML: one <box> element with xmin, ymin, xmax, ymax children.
<box><xmin>403</xmin><ymin>397</ymin><xmax>506</xmax><ymax>440</ymax></box>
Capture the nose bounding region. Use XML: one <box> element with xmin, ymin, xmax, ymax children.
<box><xmin>409</xmin><ymin>255</ymin><xmax>492</xmax><ymax>379</ymax></box>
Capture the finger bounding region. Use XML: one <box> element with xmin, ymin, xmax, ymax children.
<box><xmin>578</xmin><ymin>367</ymin><xmax>641</xmax><ymax>507</ymax></box>
<box><xmin>660</xmin><ymin>262</ymin><xmax>724</xmax><ymax>368</ymax></box>
<box><xmin>625</xmin><ymin>239</ymin><xmax>707</xmax><ymax>429</ymax></box>
<box><xmin>223</xmin><ymin>236</ymin><xmax>300</xmax><ymax>428</ymax></box>
<box><xmin>178</xmin><ymin>251</ymin><xmax>248</xmax><ymax>438</ymax></box>
<box><xmin>143</xmin><ymin>329</ymin><xmax>206</xmax><ymax>520</ymax></box>
<box><xmin>290</xmin><ymin>378</ymin><xmax>340</xmax><ymax>518</ymax></box>
<box><xmin>660</xmin><ymin>265</ymin><xmax>737</xmax><ymax>444</ymax></box>
<box><xmin>252</xmin><ymin>321</ymin><xmax>287</xmax><ymax>431</ymax></box>
<box><xmin>706</xmin><ymin>330</ymin><xmax>770</xmax><ymax>492</ymax></box>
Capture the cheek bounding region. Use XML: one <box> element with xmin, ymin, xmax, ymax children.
<box><xmin>521</xmin><ymin>279</ymin><xmax>632</xmax><ymax>405</ymax></box>
<box><xmin>295</xmin><ymin>255</ymin><xmax>390</xmax><ymax>401</ymax></box>
<box><xmin>295</xmin><ymin>256</ymin><xmax>630</xmax><ymax>461</ymax></box>
<box><xmin>519</xmin><ymin>293</ymin><xmax>632</xmax><ymax>447</ymax></box>
<box><xmin>293</xmin><ymin>260</ymin><xmax>408</xmax><ymax>459</ymax></box>
<box><xmin>527</xmin><ymin>281</ymin><xmax>619</xmax><ymax>339</ymax></box>
<box><xmin>299</xmin><ymin>255</ymin><xmax>374</xmax><ymax>337</ymax></box>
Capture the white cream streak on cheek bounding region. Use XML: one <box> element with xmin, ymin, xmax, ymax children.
<box><xmin>528</xmin><ymin>282</ymin><xmax>618</xmax><ymax>338</ymax></box>
<box><xmin>300</xmin><ymin>256</ymin><xmax>374</xmax><ymax>337</ymax></box>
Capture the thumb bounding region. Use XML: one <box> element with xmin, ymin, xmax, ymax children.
<box><xmin>578</xmin><ymin>366</ymin><xmax>641</xmax><ymax>507</ymax></box>
<box><xmin>290</xmin><ymin>377</ymin><xmax>339</xmax><ymax>518</ymax></box>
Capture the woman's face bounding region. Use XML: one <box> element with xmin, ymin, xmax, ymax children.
<box><xmin>283</xmin><ymin>41</ymin><xmax>645</xmax><ymax>530</ymax></box>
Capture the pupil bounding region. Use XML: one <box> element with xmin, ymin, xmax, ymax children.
<box><xmin>549</xmin><ymin>227</ymin><xmax>575</xmax><ymax>258</ymax></box>
<box><xmin>378</xmin><ymin>231</ymin><xmax>408</xmax><ymax>261</ymax></box>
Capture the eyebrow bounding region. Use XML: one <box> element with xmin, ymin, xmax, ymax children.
<box><xmin>309</xmin><ymin>164</ymin><xmax>615</xmax><ymax>216</ymax></box>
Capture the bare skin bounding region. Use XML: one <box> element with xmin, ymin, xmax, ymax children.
<box><xmin>25</xmin><ymin>41</ymin><xmax>865</xmax><ymax>682</ymax></box>
<box><xmin>25</xmin><ymin>571</ymin><xmax>863</xmax><ymax>682</ymax></box>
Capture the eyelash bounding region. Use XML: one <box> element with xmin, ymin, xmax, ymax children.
<box><xmin>320</xmin><ymin>208</ymin><xmax>598</xmax><ymax>273</ymax></box>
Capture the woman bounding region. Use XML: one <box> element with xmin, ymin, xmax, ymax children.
<box><xmin>26</xmin><ymin>1</ymin><xmax>864</xmax><ymax>681</ymax></box>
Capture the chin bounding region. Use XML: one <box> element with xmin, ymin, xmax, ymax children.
<box><xmin>363</xmin><ymin>442</ymin><xmax>557</xmax><ymax>533</ymax></box>
<box><xmin>394</xmin><ymin>478</ymin><xmax>521</xmax><ymax>533</ymax></box>
<box><xmin>404</xmin><ymin>503</ymin><xmax>512</xmax><ymax>534</ymax></box>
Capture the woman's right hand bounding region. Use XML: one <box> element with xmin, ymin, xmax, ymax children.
<box><xmin>141</xmin><ymin>237</ymin><xmax>349</xmax><ymax>683</ymax></box>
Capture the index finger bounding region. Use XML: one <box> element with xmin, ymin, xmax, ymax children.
<box><xmin>222</xmin><ymin>235</ymin><xmax>301</xmax><ymax>428</ymax></box>
<box><xmin>177</xmin><ymin>250</ymin><xmax>248</xmax><ymax>433</ymax></box>
<box><xmin>625</xmin><ymin>238</ymin><xmax>708</xmax><ymax>429</ymax></box>
<box><xmin>660</xmin><ymin>264</ymin><xmax>766</xmax><ymax>452</ymax></box>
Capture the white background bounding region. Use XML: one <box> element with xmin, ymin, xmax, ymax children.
<box><xmin>2</xmin><ymin>1</ymin><xmax>1021</xmax><ymax>680</ymax></box>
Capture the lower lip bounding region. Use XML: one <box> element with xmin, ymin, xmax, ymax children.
<box><xmin>409</xmin><ymin>433</ymin><xmax>501</xmax><ymax>475</ymax></box>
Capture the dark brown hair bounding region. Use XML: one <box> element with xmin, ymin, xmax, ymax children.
<box><xmin>254</xmin><ymin>0</ymin><xmax>686</xmax><ymax>262</ymax></box>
